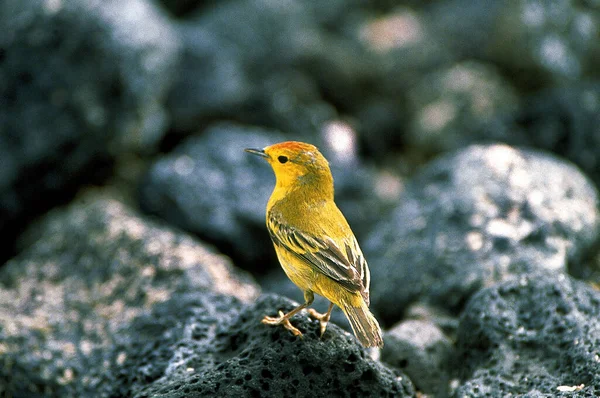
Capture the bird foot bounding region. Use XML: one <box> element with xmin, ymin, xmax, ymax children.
<box><xmin>262</xmin><ymin>310</ymin><xmax>303</xmax><ymax>337</ymax></box>
<box><xmin>308</xmin><ymin>308</ymin><xmax>331</xmax><ymax>337</ymax></box>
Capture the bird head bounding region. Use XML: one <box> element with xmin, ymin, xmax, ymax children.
<box><xmin>245</xmin><ymin>141</ymin><xmax>333</xmax><ymax>193</ymax></box>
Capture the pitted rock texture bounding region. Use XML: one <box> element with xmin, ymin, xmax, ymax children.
<box><xmin>365</xmin><ymin>144</ymin><xmax>599</xmax><ymax>323</ymax></box>
<box><xmin>455</xmin><ymin>273</ymin><xmax>600</xmax><ymax>397</ymax></box>
<box><xmin>0</xmin><ymin>194</ymin><xmax>258</xmax><ymax>397</ymax></box>
<box><xmin>104</xmin><ymin>294</ymin><xmax>415</xmax><ymax>398</ymax></box>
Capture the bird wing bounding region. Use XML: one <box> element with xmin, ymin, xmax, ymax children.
<box><xmin>267</xmin><ymin>212</ymin><xmax>370</xmax><ymax>303</ymax></box>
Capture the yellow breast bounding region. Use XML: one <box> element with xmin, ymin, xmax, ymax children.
<box><xmin>273</xmin><ymin>243</ymin><xmax>362</xmax><ymax>308</ymax></box>
<box><xmin>273</xmin><ymin>244</ymin><xmax>315</xmax><ymax>291</ymax></box>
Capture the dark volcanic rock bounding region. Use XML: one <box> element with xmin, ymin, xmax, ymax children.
<box><xmin>105</xmin><ymin>294</ymin><xmax>415</xmax><ymax>398</ymax></box>
<box><xmin>0</xmin><ymin>0</ymin><xmax>180</xmax><ymax>260</ymax></box>
<box><xmin>382</xmin><ymin>320</ymin><xmax>453</xmax><ymax>397</ymax></box>
<box><xmin>353</xmin><ymin>7</ymin><xmax>453</xmax><ymax>155</ymax></box>
<box><xmin>166</xmin><ymin>0</ymin><xmax>427</xmax><ymax>142</ymax></box>
<box><xmin>166</xmin><ymin>21</ymin><xmax>253</xmax><ymax>132</ymax></box>
<box><xmin>455</xmin><ymin>273</ymin><xmax>600</xmax><ymax>397</ymax></box>
<box><xmin>166</xmin><ymin>0</ymin><xmax>346</xmax><ymax>135</ymax></box>
<box><xmin>482</xmin><ymin>82</ymin><xmax>600</xmax><ymax>189</ymax></box>
<box><xmin>139</xmin><ymin>124</ymin><xmax>286</xmax><ymax>266</ymax></box>
<box><xmin>0</xmin><ymin>194</ymin><xmax>259</xmax><ymax>397</ymax></box>
<box><xmin>365</xmin><ymin>144</ymin><xmax>599</xmax><ymax>323</ymax></box>
<box><xmin>429</xmin><ymin>0</ymin><xmax>600</xmax><ymax>87</ymax></box>
<box><xmin>405</xmin><ymin>62</ymin><xmax>519</xmax><ymax>155</ymax></box>
<box><xmin>403</xmin><ymin>303</ymin><xmax>461</xmax><ymax>337</ymax></box>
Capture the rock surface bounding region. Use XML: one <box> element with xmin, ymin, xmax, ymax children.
<box><xmin>365</xmin><ymin>144</ymin><xmax>599</xmax><ymax>323</ymax></box>
<box><xmin>455</xmin><ymin>272</ymin><xmax>600</xmax><ymax>397</ymax></box>
<box><xmin>405</xmin><ymin>62</ymin><xmax>519</xmax><ymax>154</ymax></box>
<box><xmin>139</xmin><ymin>124</ymin><xmax>285</xmax><ymax>266</ymax></box>
<box><xmin>382</xmin><ymin>320</ymin><xmax>453</xmax><ymax>397</ymax></box>
<box><xmin>0</xmin><ymin>194</ymin><xmax>259</xmax><ymax>397</ymax></box>
<box><xmin>482</xmin><ymin>83</ymin><xmax>600</xmax><ymax>189</ymax></box>
<box><xmin>104</xmin><ymin>294</ymin><xmax>415</xmax><ymax>398</ymax></box>
<box><xmin>166</xmin><ymin>0</ymin><xmax>343</xmax><ymax>135</ymax></box>
<box><xmin>430</xmin><ymin>0</ymin><xmax>600</xmax><ymax>86</ymax></box>
<box><xmin>0</xmin><ymin>0</ymin><xmax>180</xmax><ymax>260</ymax></box>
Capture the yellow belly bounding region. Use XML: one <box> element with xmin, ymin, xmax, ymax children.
<box><xmin>274</xmin><ymin>244</ymin><xmax>362</xmax><ymax>308</ymax></box>
<box><xmin>274</xmin><ymin>245</ymin><xmax>315</xmax><ymax>292</ymax></box>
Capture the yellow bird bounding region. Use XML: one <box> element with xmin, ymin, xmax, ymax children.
<box><xmin>245</xmin><ymin>141</ymin><xmax>383</xmax><ymax>348</ymax></box>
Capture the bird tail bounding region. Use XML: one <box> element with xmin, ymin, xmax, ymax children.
<box><xmin>343</xmin><ymin>301</ymin><xmax>383</xmax><ymax>348</ymax></box>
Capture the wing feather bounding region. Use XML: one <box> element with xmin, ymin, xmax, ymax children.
<box><xmin>268</xmin><ymin>212</ymin><xmax>370</xmax><ymax>303</ymax></box>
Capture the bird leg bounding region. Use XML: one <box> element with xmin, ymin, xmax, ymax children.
<box><xmin>308</xmin><ymin>302</ymin><xmax>335</xmax><ymax>337</ymax></box>
<box><xmin>262</xmin><ymin>309</ymin><xmax>305</xmax><ymax>336</ymax></box>
<box><xmin>262</xmin><ymin>291</ymin><xmax>315</xmax><ymax>337</ymax></box>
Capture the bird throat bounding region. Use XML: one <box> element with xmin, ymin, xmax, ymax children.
<box><xmin>269</xmin><ymin>173</ymin><xmax>334</xmax><ymax>209</ymax></box>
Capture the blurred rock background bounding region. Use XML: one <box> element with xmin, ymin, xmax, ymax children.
<box><xmin>1</xmin><ymin>0</ymin><xmax>600</xmax><ymax>396</ymax></box>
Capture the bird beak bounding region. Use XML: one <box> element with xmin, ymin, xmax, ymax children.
<box><xmin>244</xmin><ymin>148</ymin><xmax>269</xmax><ymax>159</ymax></box>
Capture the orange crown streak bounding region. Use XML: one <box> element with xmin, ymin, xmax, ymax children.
<box><xmin>268</xmin><ymin>141</ymin><xmax>317</xmax><ymax>152</ymax></box>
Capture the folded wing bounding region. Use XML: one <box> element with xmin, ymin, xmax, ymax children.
<box><xmin>268</xmin><ymin>213</ymin><xmax>370</xmax><ymax>304</ymax></box>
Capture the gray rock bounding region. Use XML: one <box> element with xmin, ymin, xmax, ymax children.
<box><xmin>354</xmin><ymin>7</ymin><xmax>455</xmax><ymax>155</ymax></box>
<box><xmin>404</xmin><ymin>303</ymin><xmax>460</xmax><ymax>337</ymax></box>
<box><xmin>104</xmin><ymin>293</ymin><xmax>416</xmax><ymax>397</ymax></box>
<box><xmin>429</xmin><ymin>0</ymin><xmax>600</xmax><ymax>85</ymax></box>
<box><xmin>0</xmin><ymin>0</ymin><xmax>180</xmax><ymax>258</ymax></box>
<box><xmin>481</xmin><ymin>82</ymin><xmax>600</xmax><ymax>194</ymax></box>
<box><xmin>382</xmin><ymin>320</ymin><xmax>453</xmax><ymax>397</ymax></box>
<box><xmin>365</xmin><ymin>144</ymin><xmax>599</xmax><ymax>323</ymax></box>
<box><xmin>166</xmin><ymin>0</ymin><xmax>347</xmax><ymax>135</ymax></box>
<box><xmin>454</xmin><ymin>272</ymin><xmax>600</xmax><ymax>397</ymax></box>
<box><xmin>0</xmin><ymin>194</ymin><xmax>259</xmax><ymax>397</ymax></box>
<box><xmin>139</xmin><ymin>123</ymin><xmax>286</xmax><ymax>265</ymax></box>
<box><xmin>341</xmin><ymin>2</ymin><xmax>600</xmax><ymax>157</ymax></box>
<box><xmin>166</xmin><ymin>21</ymin><xmax>253</xmax><ymax>132</ymax></box>
<box><xmin>405</xmin><ymin>62</ymin><xmax>519</xmax><ymax>155</ymax></box>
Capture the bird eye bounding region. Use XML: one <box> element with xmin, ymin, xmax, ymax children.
<box><xmin>278</xmin><ymin>155</ymin><xmax>288</xmax><ymax>164</ymax></box>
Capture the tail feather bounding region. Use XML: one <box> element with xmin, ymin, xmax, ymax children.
<box><xmin>343</xmin><ymin>302</ymin><xmax>383</xmax><ymax>348</ymax></box>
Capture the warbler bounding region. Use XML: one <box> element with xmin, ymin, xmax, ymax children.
<box><xmin>245</xmin><ymin>141</ymin><xmax>383</xmax><ymax>348</ymax></box>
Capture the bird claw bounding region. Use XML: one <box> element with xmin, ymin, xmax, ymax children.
<box><xmin>308</xmin><ymin>308</ymin><xmax>330</xmax><ymax>337</ymax></box>
<box><xmin>262</xmin><ymin>311</ymin><xmax>304</xmax><ymax>337</ymax></box>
